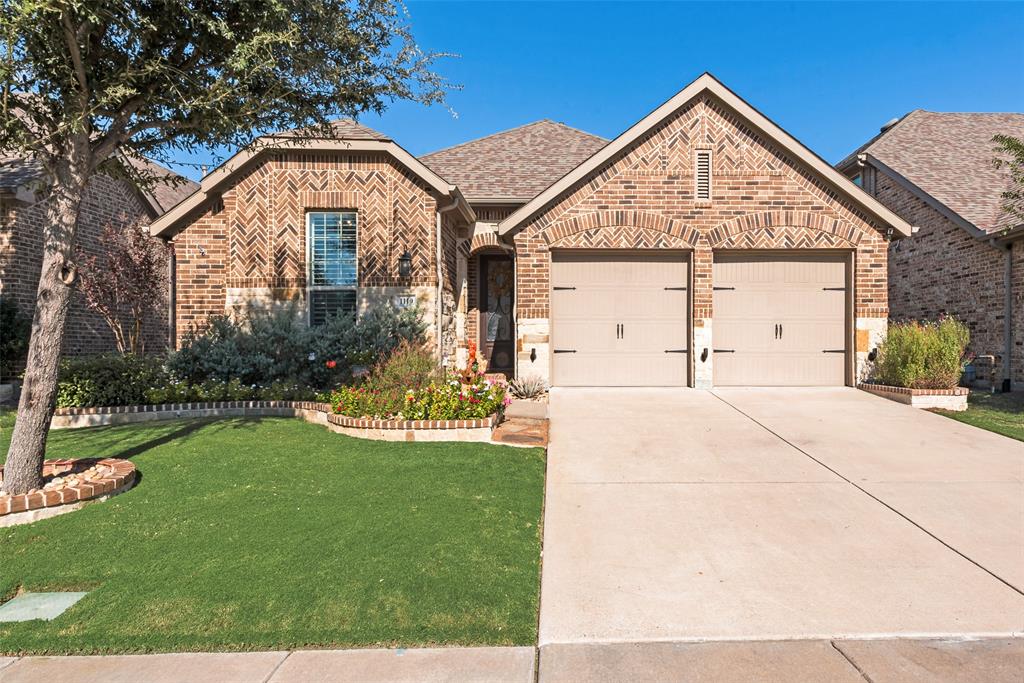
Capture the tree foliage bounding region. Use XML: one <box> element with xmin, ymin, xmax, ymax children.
<box><xmin>76</xmin><ymin>221</ymin><xmax>168</xmax><ymax>354</ymax></box>
<box><xmin>0</xmin><ymin>0</ymin><xmax>450</xmax><ymax>494</ymax></box>
<box><xmin>993</xmin><ymin>134</ymin><xmax>1024</xmax><ymax>226</ymax></box>
<box><xmin>1</xmin><ymin>0</ymin><xmax>449</xmax><ymax>178</ymax></box>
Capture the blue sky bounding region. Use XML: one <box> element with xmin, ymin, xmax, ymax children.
<box><xmin>169</xmin><ymin>1</ymin><xmax>1024</xmax><ymax>180</ymax></box>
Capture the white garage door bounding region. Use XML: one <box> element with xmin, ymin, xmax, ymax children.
<box><xmin>551</xmin><ymin>251</ymin><xmax>689</xmax><ymax>386</ymax></box>
<box><xmin>713</xmin><ymin>253</ymin><xmax>848</xmax><ymax>386</ymax></box>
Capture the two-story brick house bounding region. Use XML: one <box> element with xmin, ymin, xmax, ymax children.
<box><xmin>839</xmin><ymin>111</ymin><xmax>1024</xmax><ymax>391</ymax></box>
<box><xmin>150</xmin><ymin>73</ymin><xmax>910</xmax><ymax>388</ymax></box>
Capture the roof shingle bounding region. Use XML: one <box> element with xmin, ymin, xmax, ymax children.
<box><xmin>420</xmin><ymin>120</ymin><xmax>608</xmax><ymax>202</ymax></box>
<box><xmin>843</xmin><ymin>110</ymin><xmax>1024</xmax><ymax>232</ymax></box>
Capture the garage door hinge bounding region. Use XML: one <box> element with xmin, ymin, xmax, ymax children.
<box><xmin>553</xmin><ymin>286</ymin><xmax>576</xmax><ymax>291</ymax></box>
<box><xmin>553</xmin><ymin>349</ymin><xmax>577</xmax><ymax>354</ymax></box>
<box><xmin>713</xmin><ymin>349</ymin><xmax>736</xmax><ymax>353</ymax></box>
<box><xmin>664</xmin><ymin>349</ymin><xmax>688</xmax><ymax>353</ymax></box>
<box><xmin>663</xmin><ymin>287</ymin><xmax>687</xmax><ymax>291</ymax></box>
<box><xmin>713</xmin><ymin>286</ymin><xmax>735</xmax><ymax>291</ymax></box>
<box><xmin>822</xmin><ymin>349</ymin><xmax>845</xmax><ymax>353</ymax></box>
<box><xmin>822</xmin><ymin>287</ymin><xmax>846</xmax><ymax>291</ymax></box>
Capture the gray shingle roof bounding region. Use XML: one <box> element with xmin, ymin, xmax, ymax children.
<box><xmin>843</xmin><ymin>110</ymin><xmax>1024</xmax><ymax>232</ymax></box>
<box><xmin>420</xmin><ymin>120</ymin><xmax>608</xmax><ymax>202</ymax></box>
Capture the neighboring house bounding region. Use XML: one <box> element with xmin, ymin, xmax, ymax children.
<box><xmin>0</xmin><ymin>156</ymin><xmax>197</xmax><ymax>357</ymax></box>
<box><xmin>838</xmin><ymin>111</ymin><xmax>1024</xmax><ymax>391</ymax></box>
<box><xmin>150</xmin><ymin>73</ymin><xmax>910</xmax><ymax>389</ymax></box>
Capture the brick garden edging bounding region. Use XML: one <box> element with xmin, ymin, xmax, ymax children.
<box><xmin>858</xmin><ymin>383</ymin><xmax>969</xmax><ymax>411</ymax></box>
<box><xmin>0</xmin><ymin>458</ymin><xmax>136</xmax><ymax>526</ymax></box>
<box><xmin>51</xmin><ymin>401</ymin><xmax>500</xmax><ymax>442</ymax></box>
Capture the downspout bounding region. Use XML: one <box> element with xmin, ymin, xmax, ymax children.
<box><xmin>437</xmin><ymin>194</ymin><xmax>463</xmax><ymax>366</ymax></box>
<box><xmin>1002</xmin><ymin>241</ymin><xmax>1013</xmax><ymax>392</ymax></box>
<box><xmin>990</xmin><ymin>236</ymin><xmax>1013</xmax><ymax>392</ymax></box>
<box><xmin>167</xmin><ymin>241</ymin><xmax>176</xmax><ymax>351</ymax></box>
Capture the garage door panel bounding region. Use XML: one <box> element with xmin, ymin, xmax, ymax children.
<box><xmin>714</xmin><ymin>253</ymin><xmax>848</xmax><ymax>386</ymax></box>
<box><xmin>551</xmin><ymin>252</ymin><xmax>690</xmax><ymax>387</ymax></box>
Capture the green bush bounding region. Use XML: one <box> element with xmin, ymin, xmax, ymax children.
<box><xmin>167</xmin><ymin>300</ymin><xmax>425</xmax><ymax>390</ymax></box>
<box><xmin>873</xmin><ymin>317</ymin><xmax>970</xmax><ymax>389</ymax></box>
<box><xmin>0</xmin><ymin>296</ymin><xmax>31</xmax><ymax>379</ymax></box>
<box><xmin>56</xmin><ymin>354</ymin><xmax>168</xmax><ymax>408</ymax></box>
<box><xmin>144</xmin><ymin>378</ymin><xmax>318</xmax><ymax>404</ymax></box>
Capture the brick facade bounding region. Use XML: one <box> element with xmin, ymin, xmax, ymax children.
<box><xmin>172</xmin><ymin>151</ymin><xmax>459</xmax><ymax>362</ymax></box>
<box><xmin>871</xmin><ymin>171</ymin><xmax>1015</xmax><ymax>385</ymax></box>
<box><xmin>0</xmin><ymin>174</ymin><xmax>167</xmax><ymax>361</ymax></box>
<box><xmin>509</xmin><ymin>95</ymin><xmax>890</xmax><ymax>386</ymax></box>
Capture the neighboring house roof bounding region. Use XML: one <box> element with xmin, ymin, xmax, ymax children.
<box><xmin>420</xmin><ymin>120</ymin><xmax>608</xmax><ymax>203</ymax></box>
<box><xmin>149</xmin><ymin>120</ymin><xmax>475</xmax><ymax>237</ymax></box>
<box><xmin>0</xmin><ymin>154</ymin><xmax>197</xmax><ymax>216</ymax></box>
<box><xmin>839</xmin><ymin>110</ymin><xmax>1024</xmax><ymax>234</ymax></box>
<box><xmin>498</xmin><ymin>73</ymin><xmax>912</xmax><ymax>238</ymax></box>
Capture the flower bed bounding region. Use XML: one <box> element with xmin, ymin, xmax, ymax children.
<box><xmin>0</xmin><ymin>458</ymin><xmax>136</xmax><ymax>527</ymax></box>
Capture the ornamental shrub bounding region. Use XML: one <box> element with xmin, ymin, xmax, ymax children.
<box><xmin>0</xmin><ymin>296</ymin><xmax>31</xmax><ymax>379</ymax></box>
<box><xmin>56</xmin><ymin>354</ymin><xmax>168</xmax><ymax>408</ymax></box>
<box><xmin>873</xmin><ymin>317</ymin><xmax>970</xmax><ymax>390</ymax></box>
<box><xmin>166</xmin><ymin>299</ymin><xmax>425</xmax><ymax>390</ymax></box>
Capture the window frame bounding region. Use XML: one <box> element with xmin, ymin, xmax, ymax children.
<box><xmin>305</xmin><ymin>210</ymin><xmax>359</xmax><ymax>325</ymax></box>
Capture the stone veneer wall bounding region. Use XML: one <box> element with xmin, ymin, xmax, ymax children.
<box><xmin>510</xmin><ymin>94</ymin><xmax>890</xmax><ymax>387</ymax></box>
<box><xmin>871</xmin><ymin>171</ymin><xmax>1014</xmax><ymax>385</ymax></box>
<box><xmin>173</xmin><ymin>151</ymin><xmax>460</xmax><ymax>361</ymax></box>
<box><xmin>0</xmin><ymin>175</ymin><xmax>167</xmax><ymax>360</ymax></box>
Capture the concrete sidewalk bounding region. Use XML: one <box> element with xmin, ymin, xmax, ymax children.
<box><xmin>1</xmin><ymin>639</ymin><xmax>1021</xmax><ymax>682</ymax></box>
<box><xmin>0</xmin><ymin>647</ymin><xmax>536</xmax><ymax>683</ymax></box>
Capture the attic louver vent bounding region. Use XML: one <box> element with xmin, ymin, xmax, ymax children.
<box><xmin>695</xmin><ymin>151</ymin><xmax>712</xmax><ymax>201</ymax></box>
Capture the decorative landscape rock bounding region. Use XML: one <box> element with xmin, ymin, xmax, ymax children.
<box><xmin>0</xmin><ymin>458</ymin><xmax>136</xmax><ymax>527</ymax></box>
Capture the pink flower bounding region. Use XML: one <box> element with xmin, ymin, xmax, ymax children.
<box><xmin>325</xmin><ymin>360</ymin><xmax>337</xmax><ymax>369</ymax></box>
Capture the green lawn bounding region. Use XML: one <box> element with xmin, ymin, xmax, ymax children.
<box><xmin>0</xmin><ymin>414</ymin><xmax>545</xmax><ymax>655</ymax></box>
<box><xmin>934</xmin><ymin>391</ymin><xmax>1024</xmax><ymax>442</ymax></box>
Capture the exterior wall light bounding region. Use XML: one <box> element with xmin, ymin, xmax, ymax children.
<box><xmin>398</xmin><ymin>250</ymin><xmax>412</xmax><ymax>279</ymax></box>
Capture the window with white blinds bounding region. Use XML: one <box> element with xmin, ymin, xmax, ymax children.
<box><xmin>307</xmin><ymin>211</ymin><xmax>357</xmax><ymax>325</ymax></box>
<box><xmin>695</xmin><ymin>150</ymin><xmax>712</xmax><ymax>201</ymax></box>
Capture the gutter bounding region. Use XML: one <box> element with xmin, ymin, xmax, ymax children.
<box><xmin>989</xmin><ymin>231</ymin><xmax>1020</xmax><ymax>392</ymax></box>
<box><xmin>436</xmin><ymin>194</ymin><xmax>464</xmax><ymax>366</ymax></box>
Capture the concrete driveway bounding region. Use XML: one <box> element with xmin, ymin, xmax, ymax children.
<box><xmin>539</xmin><ymin>387</ymin><xmax>1024</xmax><ymax>645</ymax></box>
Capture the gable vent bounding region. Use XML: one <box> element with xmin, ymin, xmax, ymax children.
<box><xmin>695</xmin><ymin>150</ymin><xmax>712</xmax><ymax>201</ymax></box>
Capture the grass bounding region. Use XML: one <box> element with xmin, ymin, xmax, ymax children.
<box><xmin>0</xmin><ymin>413</ymin><xmax>545</xmax><ymax>655</ymax></box>
<box><xmin>934</xmin><ymin>391</ymin><xmax>1024</xmax><ymax>442</ymax></box>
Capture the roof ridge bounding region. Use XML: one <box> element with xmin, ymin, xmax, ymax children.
<box><xmin>420</xmin><ymin>119</ymin><xmax>603</xmax><ymax>159</ymax></box>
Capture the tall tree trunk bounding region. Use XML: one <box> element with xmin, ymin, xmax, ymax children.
<box><xmin>2</xmin><ymin>158</ymin><xmax>88</xmax><ymax>495</ymax></box>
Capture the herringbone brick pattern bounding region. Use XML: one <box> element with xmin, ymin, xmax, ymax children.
<box><xmin>512</xmin><ymin>93</ymin><xmax>889</xmax><ymax>324</ymax></box>
<box><xmin>174</xmin><ymin>150</ymin><xmax>444</xmax><ymax>339</ymax></box>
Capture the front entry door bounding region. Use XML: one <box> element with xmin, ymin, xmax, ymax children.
<box><xmin>479</xmin><ymin>255</ymin><xmax>515</xmax><ymax>374</ymax></box>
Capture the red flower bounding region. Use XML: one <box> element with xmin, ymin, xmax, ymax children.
<box><xmin>325</xmin><ymin>360</ymin><xmax>337</xmax><ymax>369</ymax></box>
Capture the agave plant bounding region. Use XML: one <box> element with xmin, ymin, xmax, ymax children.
<box><xmin>509</xmin><ymin>374</ymin><xmax>548</xmax><ymax>399</ymax></box>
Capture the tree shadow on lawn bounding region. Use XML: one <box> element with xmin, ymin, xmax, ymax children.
<box><xmin>1</xmin><ymin>414</ymin><xmax>288</xmax><ymax>464</ymax></box>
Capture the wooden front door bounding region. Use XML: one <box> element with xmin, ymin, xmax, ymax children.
<box><xmin>479</xmin><ymin>255</ymin><xmax>515</xmax><ymax>374</ymax></box>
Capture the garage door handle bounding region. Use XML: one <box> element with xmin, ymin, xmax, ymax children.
<box><xmin>664</xmin><ymin>349</ymin><xmax>688</xmax><ymax>353</ymax></box>
<box><xmin>775</xmin><ymin>323</ymin><xmax>779</xmax><ymax>339</ymax></box>
<box><xmin>713</xmin><ymin>349</ymin><xmax>736</xmax><ymax>353</ymax></box>
<box><xmin>822</xmin><ymin>349</ymin><xmax>845</xmax><ymax>354</ymax></box>
<box><xmin>553</xmin><ymin>286</ymin><xmax>576</xmax><ymax>291</ymax></box>
<box><xmin>553</xmin><ymin>349</ymin><xmax>577</xmax><ymax>354</ymax></box>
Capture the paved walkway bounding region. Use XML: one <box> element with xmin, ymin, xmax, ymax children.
<box><xmin>540</xmin><ymin>388</ymin><xmax>1024</xmax><ymax>644</ymax></box>
<box><xmin>2</xmin><ymin>639</ymin><xmax>1021</xmax><ymax>682</ymax></box>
